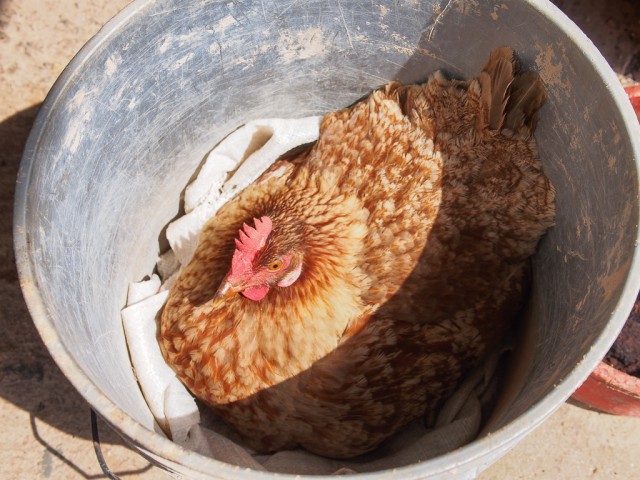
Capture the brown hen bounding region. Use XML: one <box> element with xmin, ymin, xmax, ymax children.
<box><xmin>159</xmin><ymin>47</ymin><xmax>555</xmax><ymax>458</ymax></box>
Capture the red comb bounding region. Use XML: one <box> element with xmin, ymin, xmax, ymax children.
<box><xmin>230</xmin><ymin>216</ymin><xmax>273</xmax><ymax>278</ymax></box>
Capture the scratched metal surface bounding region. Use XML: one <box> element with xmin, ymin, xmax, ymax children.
<box><xmin>13</xmin><ymin>0</ymin><xmax>640</xmax><ymax>479</ymax></box>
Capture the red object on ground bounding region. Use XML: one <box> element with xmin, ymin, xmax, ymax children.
<box><xmin>572</xmin><ymin>362</ymin><xmax>640</xmax><ymax>416</ymax></box>
<box><xmin>626</xmin><ymin>84</ymin><xmax>640</xmax><ymax>118</ymax></box>
<box><xmin>571</xmin><ymin>85</ymin><xmax>640</xmax><ymax>416</ymax></box>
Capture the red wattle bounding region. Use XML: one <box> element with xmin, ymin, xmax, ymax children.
<box><xmin>241</xmin><ymin>285</ymin><xmax>270</xmax><ymax>301</ymax></box>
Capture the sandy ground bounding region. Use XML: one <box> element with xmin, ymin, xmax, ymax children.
<box><xmin>0</xmin><ymin>0</ymin><xmax>638</xmax><ymax>479</ymax></box>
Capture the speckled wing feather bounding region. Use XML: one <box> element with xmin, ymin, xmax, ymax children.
<box><xmin>159</xmin><ymin>47</ymin><xmax>555</xmax><ymax>458</ymax></box>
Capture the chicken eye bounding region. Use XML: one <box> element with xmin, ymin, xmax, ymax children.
<box><xmin>267</xmin><ymin>260</ymin><xmax>283</xmax><ymax>271</ymax></box>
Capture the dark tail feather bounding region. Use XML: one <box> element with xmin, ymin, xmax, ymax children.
<box><xmin>478</xmin><ymin>47</ymin><xmax>546</xmax><ymax>135</ymax></box>
<box><xmin>478</xmin><ymin>46</ymin><xmax>516</xmax><ymax>131</ymax></box>
<box><xmin>503</xmin><ymin>71</ymin><xmax>547</xmax><ymax>134</ymax></box>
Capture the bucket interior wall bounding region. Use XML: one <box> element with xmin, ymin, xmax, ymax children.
<box><xmin>17</xmin><ymin>0</ymin><xmax>640</xmax><ymax>476</ymax></box>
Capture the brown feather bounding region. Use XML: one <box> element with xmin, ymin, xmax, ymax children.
<box><xmin>479</xmin><ymin>46</ymin><xmax>516</xmax><ymax>131</ymax></box>
<box><xmin>504</xmin><ymin>71</ymin><xmax>547</xmax><ymax>133</ymax></box>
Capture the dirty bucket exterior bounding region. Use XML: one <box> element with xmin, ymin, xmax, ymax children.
<box><xmin>13</xmin><ymin>0</ymin><xmax>640</xmax><ymax>479</ymax></box>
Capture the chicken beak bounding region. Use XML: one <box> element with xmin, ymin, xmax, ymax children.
<box><xmin>214</xmin><ymin>280</ymin><xmax>234</xmax><ymax>299</ymax></box>
<box><xmin>214</xmin><ymin>276</ymin><xmax>249</xmax><ymax>299</ymax></box>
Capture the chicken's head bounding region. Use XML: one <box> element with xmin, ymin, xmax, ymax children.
<box><xmin>215</xmin><ymin>216</ymin><xmax>303</xmax><ymax>301</ymax></box>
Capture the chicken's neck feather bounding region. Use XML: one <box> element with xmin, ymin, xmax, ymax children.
<box><xmin>177</xmin><ymin>166</ymin><xmax>372</xmax><ymax>403</ymax></box>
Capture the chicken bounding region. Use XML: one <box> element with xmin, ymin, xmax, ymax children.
<box><xmin>159</xmin><ymin>46</ymin><xmax>555</xmax><ymax>458</ymax></box>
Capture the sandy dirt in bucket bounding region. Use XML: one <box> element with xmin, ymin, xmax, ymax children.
<box><xmin>0</xmin><ymin>0</ymin><xmax>639</xmax><ymax>479</ymax></box>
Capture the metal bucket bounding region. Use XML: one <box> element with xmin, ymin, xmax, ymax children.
<box><xmin>14</xmin><ymin>0</ymin><xmax>640</xmax><ymax>478</ymax></box>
